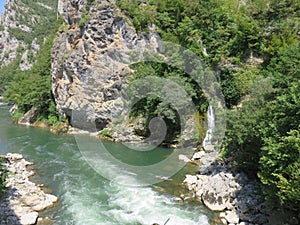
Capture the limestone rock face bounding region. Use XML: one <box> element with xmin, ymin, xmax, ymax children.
<box><xmin>51</xmin><ymin>0</ymin><xmax>160</xmax><ymax>132</ymax></box>
<box><xmin>0</xmin><ymin>0</ymin><xmax>56</xmax><ymax>69</ymax></box>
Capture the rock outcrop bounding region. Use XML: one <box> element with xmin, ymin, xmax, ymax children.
<box><xmin>0</xmin><ymin>153</ymin><xmax>58</xmax><ymax>225</ymax></box>
<box><xmin>51</xmin><ymin>0</ymin><xmax>160</xmax><ymax>134</ymax></box>
<box><xmin>184</xmin><ymin>145</ymin><xmax>269</xmax><ymax>225</ymax></box>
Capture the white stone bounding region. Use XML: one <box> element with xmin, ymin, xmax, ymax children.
<box><xmin>178</xmin><ymin>154</ymin><xmax>191</xmax><ymax>163</ymax></box>
<box><xmin>192</xmin><ymin>151</ymin><xmax>205</xmax><ymax>160</ymax></box>
<box><xmin>225</xmin><ymin>210</ymin><xmax>239</xmax><ymax>224</ymax></box>
<box><xmin>220</xmin><ymin>212</ymin><xmax>226</xmax><ymax>218</ymax></box>
<box><xmin>221</xmin><ymin>218</ymin><xmax>228</xmax><ymax>224</ymax></box>
<box><xmin>238</xmin><ymin>222</ymin><xmax>248</xmax><ymax>225</ymax></box>
<box><xmin>204</xmin><ymin>144</ymin><xmax>214</xmax><ymax>152</ymax></box>
<box><xmin>20</xmin><ymin>212</ymin><xmax>38</xmax><ymax>225</ymax></box>
<box><xmin>184</xmin><ymin>175</ymin><xmax>197</xmax><ymax>184</ymax></box>
<box><xmin>32</xmin><ymin>194</ymin><xmax>58</xmax><ymax>211</ymax></box>
<box><xmin>7</xmin><ymin>153</ymin><xmax>23</xmax><ymax>161</ymax></box>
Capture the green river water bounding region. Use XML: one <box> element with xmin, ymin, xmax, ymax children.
<box><xmin>0</xmin><ymin>103</ymin><xmax>220</xmax><ymax>225</ymax></box>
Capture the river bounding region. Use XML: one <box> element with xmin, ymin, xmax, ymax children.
<box><xmin>0</xmin><ymin>103</ymin><xmax>220</xmax><ymax>225</ymax></box>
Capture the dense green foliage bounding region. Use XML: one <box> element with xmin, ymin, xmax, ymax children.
<box><xmin>0</xmin><ymin>1</ymin><xmax>61</xmax><ymax>126</ymax></box>
<box><xmin>0</xmin><ymin>0</ymin><xmax>299</xmax><ymax>212</ymax></box>
<box><xmin>126</xmin><ymin>62</ymin><xmax>208</xmax><ymax>143</ymax></box>
<box><xmin>117</xmin><ymin>0</ymin><xmax>300</xmax><ymax>210</ymax></box>
<box><xmin>0</xmin><ymin>10</ymin><xmax>63</xmax><ymax>126</ymax></box>
<box><xmin>0</xmin><ymin>57</ymin><xmax>22</xmax><ymax>94</ymax></box>
<box><xmin>118</xmin><ymin>0</ymin><xmax>299</xmax><ymax>105</ymax></box>
<box><xmin>223</xmin><ymin>43</ymin><xmax>300</xmax><ymax>208</ymax></box>
<box><xmin>4</xmin><ymin>30</ymin><xmax>60</xmax><ymax>125</ymax></box>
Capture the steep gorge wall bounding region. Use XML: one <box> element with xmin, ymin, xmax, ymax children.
<box><xmin>52</xmin><ymin>0</ymin><xmax>160</xmax><ymax>131</ymax></box>
<box><xmin>0</xmin><ymin>0</ymin><xmax>57</xmax><ymax>70</ymax></box>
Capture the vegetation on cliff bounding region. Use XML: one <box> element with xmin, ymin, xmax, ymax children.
<box><xmin>0</xmin><ymin>1</ymin><xmax>63</xmax><ymax>127</ymax></box>
<box><xmin>223</xmin><ymin>43</ymin><xmax>300</xmax><ymax>208</ymax></box>
<box><xmin>0</xmin><ymin>0</ymin><xmax>58</xmax><ymax>68</ymax></box>
<box><xmin>4</xmin><ymin>30</ymin><xmax>58</xmax><ymax>121</ymax></box>
<box><xmin>0</xmin><ymin>0</ymin><xmax>299</xmax><ymax>212</ymax></box>
<box><xmin>117</xmin><ymin>0</ymin><xmax>300</xmax><ymax>211</ymax></box>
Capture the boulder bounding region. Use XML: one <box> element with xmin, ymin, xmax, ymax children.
<box><xmin>183</xmin><ymin>175</ymin><xmax>198</xmax><ymax>191</ymax></box>
<box><xmin>202</xmin><ymin>190</ymin><xmax>229</xmax><ymax>211</ymax></box>
<box><xmin>19</xmin><ymin>107</ymin><xmax>39</xmax><ymax>125</ymax></box>
<box><xmin>20</xmin><ymin>212</ymin><xmax>38</xmax><ymax>225</ymax></box>
<box><xmin>220</xmin><ymin>218</ymin><xmax>227</xmax><ymax>225</ymax></box>
<box><xmin>203</xmin><ymin>144</ymin><xmax>214</xmax><ymax>152</ymax></box>
<box><xmin>225</xmin><ymin>211</ymin><xmax>239</xmax><ymax>224</ymax></box>
<box><xmin>201</xmin><ymin>173</ymin><xmax>235</xmax><ymax>211</ymax></box>
<box><xmin>6</xmin><ymin>153</ymin><xmax>23</xmax><ymax>161</ymax></box>
<box><xmin>184</xmin><ymin>175</ymin><xmax>197</xmax><ymax>185</ymax></box>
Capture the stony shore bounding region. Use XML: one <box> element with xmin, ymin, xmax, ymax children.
<box><xmin>0</xmin><ymin>153</ymin><xmax>58</xmax><ymax>225</ymax></box>
<box><xmin>183</xmin><ymin>144</ymin><xmax>269</xmax><ymax>225</ymax></box>
<box><xmin>182</xmin><ymin>144</ymin><xmax>300</xmax><ymax>225</ymax></box>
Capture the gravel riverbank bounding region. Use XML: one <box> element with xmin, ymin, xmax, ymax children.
<box><xmin>0</xmin><ymin>153</ymin><xmax>58</xmax><ymax>225</ymax></box>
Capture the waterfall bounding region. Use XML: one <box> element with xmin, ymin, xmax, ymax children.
<box><xmin>202</xmin><ymin>105</ymin><xmax>215</xmax><ymax>146</ymax></box>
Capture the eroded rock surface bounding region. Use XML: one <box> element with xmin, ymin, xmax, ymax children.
<box><xmin>52</xmin><ymin>0</ymin><xmax>160</xmax><ymax>135</ymax></box>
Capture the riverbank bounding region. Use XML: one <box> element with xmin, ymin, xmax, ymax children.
<box><xmin>3</xmin><ymin>105</ymin><xmax>297</xmax><ymax>225</ymax></box>
<box><xmin>0</xmin><ymin>153</ymin><xmax>58</xmax><ymax>225</ymax></box>
<box><xmin>183</xmin><ymin>144</ymin><xmax>299</xmax><ymax>225</ymax></box>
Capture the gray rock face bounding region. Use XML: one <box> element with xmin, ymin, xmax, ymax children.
<box><xmin>51</xmin><ymin>0</ymin><xmax>160</xmax><ymax>132</ymax></box>
<box><xmin>0</xmin><ymin>0</ymin><xmax>55</xmax><ymax>69</ymax></box>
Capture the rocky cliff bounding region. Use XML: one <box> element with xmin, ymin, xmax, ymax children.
<box><xmin>52</xmin><ymin>0</ymin><xmax>161</xmax><ymax>134</ymax></box>
<box><xmin>0</xmin><ymin>0</ymin><xmax>57</xmax><ymax>70</ymax></box>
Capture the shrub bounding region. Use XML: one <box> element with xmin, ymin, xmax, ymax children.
<box><xmin>79</xmin><ymin>14</ymin><xmax>91</xmax><ymax>28</ymax></box>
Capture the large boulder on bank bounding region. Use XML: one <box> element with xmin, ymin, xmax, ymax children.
<box><xmin>18</xmin><ymin>107</ymin><xmax>39</xmax><ymax>125</ymax></box>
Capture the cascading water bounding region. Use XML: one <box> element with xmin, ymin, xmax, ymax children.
<box><xmin>202</xmin><ymin>105</ymin><xmax>215</xmax><ymax>146</ymax></box>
